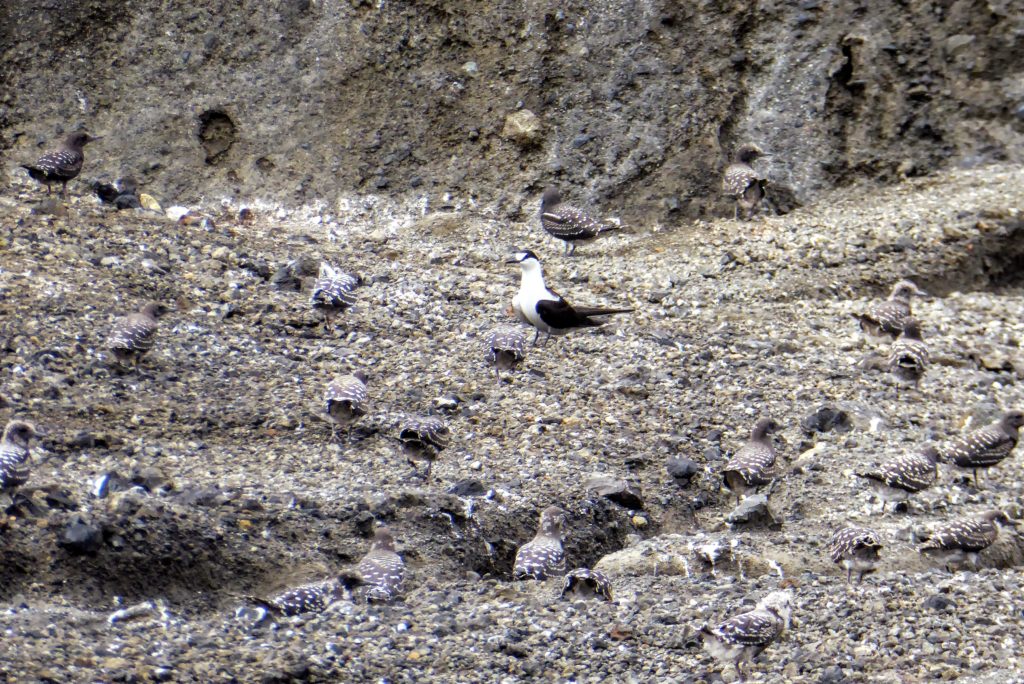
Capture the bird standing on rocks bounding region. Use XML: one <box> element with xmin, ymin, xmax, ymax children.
<box><xmin>722</xmin><ymin>418</ymin><xmax>779</xmax><ymax>505</ymax></box>
<box><xmin>324</xmin><ymin>372</ymin><xmax>368</xmax><ymax>440</ymax></box>
<box><xmin>539</xmin><ymin>187</ymin><xmax>619</xmax><ymax>256</ymax></box>
<box><xmin>829</xmin><ymin>525</ymin><xmax>883</xmax><ymax>583</ymax></box>
<box><xmin>508</xmin><ymin>250</ymin><xmax>632</xmax><ymax>346</ymax></box>
<box><xmin>21</xmin><ymin>132</ymin><xmax>100</xmax><ymax>197</ymax></box>
<box><xmin>485</xmin><ymin>326</ymin><xmax>527</xmax><ymax>382</ymax></box>
<box><xmin>856</xmin><ymin>446</ymin><xmax>940</xmax><ymax>513</ymax></box>
<box><xmin>398</xmin><ymin>416</ymin><xmax>449</xmax><ymax>480</ymax></box>
<box><xmin>722</xmin><ymin>143</ymin><xmax>767</xmax><ymax>220</ymax></box>
<box><xmin>888</xmin><ymin>318</ymin><xmax>928</xmax><ymax>390</ymax></box>
<box><xmin>700</xmin><ymin>590</ymin><xmax>793</xmax><ymax>682</ymax></box>
<box><xmin>356</xmin><ymin>527</ymin><xmax>405</xmax><ymax>602</ymax></box>
<box><xmin>0</xmin><ymin>420</ymin><xmax>40</xmax><ymax>496</ymax></box>
<box><xmin>513</xmin><ymin>506</ymin><xmax>567</xmax><ymax>580</ymax></box>
<box><xmin>108</xmin><ymin>302</ymin><xmax>169</xmax><ymax>368</ymax></box>
<box><xmin>310</xmin><ymin>263</ymin><xmax>360</xmax><ymax>332</ymax></box>
<box><xmin>918</xmin><ymin>510</ymin><xmax>1016</xmax><ymax>571</ymax></box>
<box><xmin>854</xmin><ymin>280</ymin><xmax>927</xmax><ymax>342</ymax></box>
<box><xmin>938</xmin><ymin>410</ymin><xmax>1024</xmax><ymax>487</ymax></box>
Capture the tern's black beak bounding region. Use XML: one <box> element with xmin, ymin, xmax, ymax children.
<box><xmin>505</xmin><ymin>258</ymin><xmax>521</xmax><ymax>264</ymax></box>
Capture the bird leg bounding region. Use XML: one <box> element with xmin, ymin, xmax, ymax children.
<box><xmin>973</xmin><ymin>469</ymin><xmax>980</xmax><ymax>488</ymax></box>
<box><xmin>532</xmin><ymin>329</ymin><xmax>540</xmax><ymax>347</ymax></box>
<box><xmin>846</xmin><ymin>568</ymin><xmax>852</xmax><ymax>584</ymax></box>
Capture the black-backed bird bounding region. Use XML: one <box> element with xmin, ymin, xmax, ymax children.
<box><xmin>722</xmin><ymin>418</ymin><xmax>779</xmax><ymax>505</ymax></box>
<box><xmin>355</xmin><ymin>527</ymin><xmax>405</xmax><ymax>602</ymax></box>
<box><xmin>918</xmin><ymin>510</ymin><xmax>1016</xmax><ymax>572</ymax></box>
<box><xmin>485</xmin><ymin>325</ymin><xmax>527</xmax><ymax>382</ymax></box>
<box><xmin>722</xmin><ymin>143</ymin><xmax>767</xmax><ymax>220</ymax></box>
<box><xmin>398</xmin><ymin>416</ymin><xmax>449</xmax><ymax>480</ymax></box>
<box><xmin>539</xmin><ymin>187</ymin><xmax>619</xmax><ymax>256</ymax></box>
<box><xmin>829</xmin><ymin>525</ymin><xmax>883</xmax><ymax>584</ymax></box>
<box><xmin>21</xmin><ymin>132</ymin><xmax>100</xmax><ymax>197</ymax></box>
<box><xmin>507</xmin><ymin>250</ymin><xmax>632</xmax><ymax>346</ymax></box>
<box><xmin>938</xmin><ymin>410</ymin><xmax>1024</xmax><ymax>487</ymax></box>
<box><xmin>324</xmin><ymin>372</ymin><xmax>368</xmax><ymax>439</ymax></box>
<box><xmin>700</xmin><ymin>590</ymin><xmax>793</xmax><ymax>682</ymax></box>
<box><xmin>0</xmin><ymin>420</ymin><xmax>40</xmax><ymax>495</ymax></box>
<box><xmin>856</xmin><ymin>446</ymin><xmax>940</xmax><ymax>513</ymax></box>
<box><xmin>310</xmin><ymin>263</ymin><xmax>360</xmax><ymax>332</ymax></box>
<box><xmin>854</xmin><ymin>280</ymin><xmax>927</xmax><ymax>342</ymax></box>
<box><xmin>108</xmin><ymin>302</ymin><xmax>169</xmax><ymax>368</ymax></box>
<box><xmin>513</xmin><ymin>506</ymin><xmax>567</xmax><ymax>580</ymax></box>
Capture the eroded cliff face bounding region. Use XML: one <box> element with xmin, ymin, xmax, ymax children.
<box><xmin>2</xmin><ymin>0</ymin><xmax>1023</xmax><ymax>220</ymax></box>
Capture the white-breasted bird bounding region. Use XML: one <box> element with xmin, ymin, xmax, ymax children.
<box><xmin>507</xmin><ymin>250</ymin><xmax>632</xmax><ymax>346</ymax></box>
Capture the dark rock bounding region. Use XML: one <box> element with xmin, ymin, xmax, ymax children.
<box><xmin>131</xmin><ymin>466</ymin><xmax>170</xmax><ymax>492</ymax></box>
<box><xmin>726</xmin><ymin>494</ymin><xmax>778</xmax><ymax>527</ymax></box>
<box><xmin>58</xmin><ymin>517</ymin><xmax>103</xmax><ymax>555</ymax></box>
<box><xmin>801</xmin><ymin>407</ymin><xmax>853</xmax><ymax>434</ymax></box>
<box><xmin>819</xmin><ymin>665</ymin><xmax>845</xmax><ymax>684</ymax></box>
<box><xmin>666</xmin><ymin>456</ymin><xmax>699</xmax><ymax>484</ymax></box>
<box><xmin>923</xmin><ymin>594</ymin><xmax>955</xmax><ymax>611</ymax></box>
<box><xmin>585</xmin><ymin>476</ymin><xmax>644</xmax><ymax>510</ymax></box>
<box><xmin>448</xmin><ymin>479</ymin><xmax>487</xmax><ymax>497</ymax></box>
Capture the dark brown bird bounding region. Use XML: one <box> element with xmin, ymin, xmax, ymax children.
<box><xmin>252</xmin><ymin>579</ymin><xmax>348</xmax><ymax>617</ymax></box>
<box><xmin>355</xmin><ymin>527</ymin><xmax>405</xmax><ymax>603</ymax></box>
<box><xmin>722</xmin><ymin>418</ymin><xmax>779</xmax><ymax>504</ymax></box>
<box><xmin>21</xmin><ymin>132</ymin><xmax>99</xmax><ymax>197</ymax></box>
<box><xmin>324</xmin><ymin>372</ymin><xmax>368</xmax><ymax>439</ymax></box>
<box><xmin>399</xmin><ymin>416</ymin><xmax>449</xmax><ymax>480</ymax></box>
<box><xmin>722</xmin><ymin>143</ymin><xmax>767</xmax><ymax>220</ymax></box>
<box><xmin>938</xmin><ymin>410</ymin><xmax>1024</xmax><ymax>487</ymax></box>
<box><xmin>887</xmin><ymin>318</ymin><xmax>928</xmax><ymax>389</ymax></box>
<box><xmin>854</xmin><ymin>280</ymin><xmax>927</xmax><ymax>341</ymax></box>
<box><xmin>919</xmin><ymin>510</ymin><xmax>1016</xmax><ymax>571</ymax></box>
<box><xmin>108</xmin><ymin>302</ymin><xmax>169</xmax><ymax>367</ymax></box>
<box><xmin>559</xmin><ymin>567</ymin><xmax>612</xmax><ymax>601</ymax></box>
<box><xmin>310</xmin><ymin>263</ymin><xmax>360</xmax><ymax>332</ymax></box>
<box><xmin>829</xmin><ymin>526</ymin><xmax>883</xmax><ymax>583</ymax></box>
<box><xmin>856</xmin><ymin>446</ymin><xmax>940</xmax><ymax>513</ymax></box>
<box><xmin>0</xmin><ymin>420</ymin><xmax>40</xmax><ymax>493</ymax></box>
<box><xmin>485</xmin><ymin>326</ymin><xmax>527</xmax><ymax>382</ymax></box>
<box><xmin>513</xmin><ymin>506</ymin><xmax>567</xmax><ymax>580</ymax></box>
<box><xmin>539</xmin><ymin>187</ymin><xmax>619</xmax><ymax>256</ymax></box>
<box><xmin>700</xmin><ymin>590</ymin><xmax>793</xmax><ymax>682</ymax></box>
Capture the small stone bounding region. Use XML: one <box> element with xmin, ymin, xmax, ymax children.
<box><xmin>501</xmin><ymin>109</ymin><xmax>541</xmax><ymax>146</ymax></box>
<box><xmin>631</xmin><ymin>515</ymin><xmax>648</xmax><ymax>528</ymax></box>
<box><xmin>801</xmin><ymin>406</ymin><xmax>853</xmax><ymax>434</ymax></box>
<box><xmin>923</xmin><ymin>594</ymin><xmax>955</xmax><ymax>611</ymax></box>
<box><xmin>585</xmin><ymin>475</ymin><xmax>644</xmax><ymax>510</ymax></box>
<box><xmin>819</xmin><ymin>665</ymin><xmax>845</xmax><ymax>684</ymax></box>
<box><xmin>58</xmin><ymin>517</ymin><xmax>103</xmax><ymax>555</ymax></box>
<box><xmin>666</xmin><ymin>456</ymin><xmax>699</xmax><ymax>484</ymax></box>
<box><xmin>138</xmin><ymin>193</ymin><xmax>162</xmax><ymax>211</ymax></box>
<box><xmin>726</xmin><ymin>494</ymin><xmax>778</xmax><ymax>527</ymax></box>
<box><xmin>447</xmin><ymin>479</ymin><xmax>487</xmax><ymax>497</ymax></box>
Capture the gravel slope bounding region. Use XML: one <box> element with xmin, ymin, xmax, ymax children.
<box><xmin>1</xmin><ymin>165</ymin><xmax>1024</xmax><ymax>682</ymax></box>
